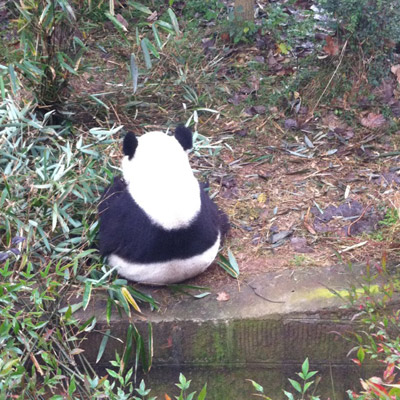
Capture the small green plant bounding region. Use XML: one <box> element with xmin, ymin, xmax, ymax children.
<box><xmin>168</xmin><ymin>373</ymin><xmax>207</xmax><ymax>400</ymax></box>
<box><xmin>248</xmin><ymin>358</ymin><xmax>320</xmax><ymax>400</ymax></box>
<box><xmin>290</xmin><ymin>255</ymin><xmax>308</xmax><ymax>267</ymax></box>
<box><xmin>182</xmin><ymin>0</ymin><xmax>225</xmax><ymax>23</ymax></box>
<box><xmin>225</xmin><ymin>13</ymin><xmax>259</xmax><ymax>44</ymax></box>
<box><xmin>339</xmin><ymin>255</ymin><xmax>400</xmax><ymax>399</ymax></box>
<box><xmin>379</xmin><ymin>208</ymin><xmax>399</xmax><ymax>228</ymax></box>
<box><xmin>285</xmin><ymin>358</ymin><xmax>320</xmax><ymax>400</ymax></box>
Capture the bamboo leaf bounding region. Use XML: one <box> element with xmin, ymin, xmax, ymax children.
<box><xmin>152</xmin><ymin>24</ymin><xmax>162</xmax><ymax>49</ymax></box>
<box><xmin>155</xmin><ymin>20</ymin><xmax>174</xmax><ymax>34</ymax></box>
<box><xmin>8</xmin><ymin>64</ymin><xmax>18</xmax><ymax>93</ymax></box>
<box><xmin>82</xmin><ymin>282</ymin><xmax>92</xmax><ymax>311</ymax></box>
<box><xmin>130</xmin><ymin>53</ymin><xmax>138</xmax><ymax>94</ymax></box>
<box><xmin>227</xmin><ymin>249</ymin><xmax>240</xmax><ymax>277</ymax></box>
<box><xmin>89</xmin><ymin>94</ymin><xmax>110</xmax><ymax>110</ymax></box>
<box><xmin>141</xmin><ymin>39</ymin><xmax>152</xmax><ymax>69</ymax></box>
<box><xmin>128</xmin><ymin>1</ymin><xmax>152</xmax><ymax>14</ymax></box>
<box><xmin>168</xmin><ymin>8</ymin><xmax>180</xmax><ymax>35</ymax></box>
<box><xmin>145</xmin><ymin>39</ymin><xmax>160</xmax><ymax>59</ymax></box>
<box><xmin>121</xmin><ymin>286</ymin><xmax>142</xmax><ymax>313</ymax></box>
<box><xmin>96</xmin><ymin>329</ymin><xmax>111</xmax><ymax>363</ymax></box>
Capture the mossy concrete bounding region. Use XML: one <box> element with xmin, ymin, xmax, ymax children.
<box><xmin>77</xmin><ymin>263</ymin><xmax>380</xmax><ymax>369</ymax></box>
<box><xmin>74</xmin><ymin>263</ymin><xmax>392</xmax><ymax>399</ymax></box>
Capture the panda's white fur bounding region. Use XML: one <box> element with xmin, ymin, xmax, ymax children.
<box><xmin>98</xmin><ymin>126</ymin><xmax>229</xmax><ymax>285</ymax></box>
<box><xmin>109</xmin><ymin>234</ymin><xmax>220</xmax><ymax>285</ymax></box>
<box><xmin>121</xmin><ymin>131</ymin><xmax>201</xmax><ymax>230</ymax></box>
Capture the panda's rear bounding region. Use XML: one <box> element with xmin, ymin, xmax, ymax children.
<box><xmin>98</xmin><ymin>126</ymin><xmax>229</xmax><ymax>285</ymax></box>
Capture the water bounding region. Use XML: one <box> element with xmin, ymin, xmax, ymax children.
<box><xmin>139</xmin><ymin>363</ymin><xmax>378</xmax><ymax>399</ymax></box>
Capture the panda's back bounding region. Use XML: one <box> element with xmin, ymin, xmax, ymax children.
<box><xmin>99</xmin><ymin>178</ymin><xmax>223</xmax><ymax>284</ymax></box>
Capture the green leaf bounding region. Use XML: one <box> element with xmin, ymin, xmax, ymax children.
<box><xmin>248</xmin><ymin>379</ymin><xmax>264</xmax><ymax>393</ymax></box>
<box><xmin>144</xmin><ymin>39</ymin><xmax>160</xmax><ymax>59</ymax></box>
<box><xmin>96</xmin><ymin>329</ymin><xmax>111</xmax><ymax>363</ymax></box>
<box><xmin>283</xmin><ymin>391</ymin><xmax>295</xmax><ymax>400</ymax></box>
<box><xmin>73</xmin><ymin>36</ymin><xmax>85</xmax><ymax>48</ymax></box>
<box><xmin>227</xmin><ymin>249</ymin><xmax>240</xmax><ymax>277</ymax></box>
<box><xmin>187</xmin><ymin>392</ymin><xmax>196</xmax><ymax>400</ymax></box>
<box><xmin>105</xmin><ymin>11</ymin><xmax>129</xmax><ymax>43</ymax></box>
<box><xmin>79</xmin><ymin>316</ymin><xmax>96</xmax><ymax>332</ymax></box>
<box><xmin>305</xmin><ymin>370</ymin><xmax>318</xmax><ymax>380</ymax></box>
<box><xmin>198</xmin><ymin>383</ymin><xmax>207</xmax><ymax>400</ymax></box>
<box><xmin>128</xmin><ymin>1</ymin><xmax>152</xmax><ymax>14</ymax></box>
<box><xmin>89</xmin><ymin>94</ymin><xmax>110</xmax><ymax>110</ymax></box>
<box><xmin>141</xmin><ymin>38</ymin><xmax>152</xmax><ymax>69</ymax></box>
<box><xmin>155</xmin><ymin>20</ymin><xmax>175</xmax><ymax>34</ymax></box>
<box><xmin>122</xmin><ymin>324</ymin><xmax>133</xmax><ymax>373</ymax></box>
<box><xmin>136</xmin><ymin>379</ymin><xmax>151</xmax><ymax>396</ymax></box>
<box><xmin>278</xmin><ymin>42</ymin><xmax>290</xmax><ymax>54</ymax></box>
<box><xmin>56</xmin><ymin>53</ymin><xmax>79</xmax><ymax>76</ymax></box>
<box><xmin>147</xmin><ymin>322</ymin><xmax>153</xmax><ymax>371</ymax></box>
<box><xmin>303</xmin><ymin>380</ymin><xmax>314</xmax><ymax>393</ymax></box>
<box><xmin>168</xmin><ymin>8</ymin><xmax>180</xmax><ymax>35</ymax></box>
<box><xmin>217</xmin><ymin>253</ymin><xmax>239</xmax><ymax>278</ymax></box>
<box><xmin>82</xmin><ymin>281</ymin><xmax>92</xmax><ymax>311</ymax></box>
<box><xmin>106</xmin><ymin>297</ymin><xmax>112</xmax><ymax>325</ymax></box>
<box><xmin>357</xmin><ymin>346</ymin><xmax>365</xmax><ymax>363</ymax></box>
<box><xmin>0</xmin><ymin>75</ymin><xmax>5</xmax><ymax>100</ymax></box>
<box><xmin>68</xmin><ymin>375</ymin><xmax>76</xmax><ymax>396</ymax></box>
<box><xmin>288</xmin><ymin>379</ymin><xmax>302</xmax><ymax>393</ymax></box>
<box><xmin>8</xmin><ymin>64</ymin><xmax>18</xmax><ymax>93</ymax></box>
<box><xmin>193</xmin><ymin>292</ymin><xmax>211</xmax><ymax>299</ymax></box>
<box><xmin>130</xmin><ymin>53</ymin><xmax>138</xmax><ymax>94</ymax></box>
<box><xmin>301</xmin><ymin>358</ymin><xmax>309</xmax><ymax>377</ymax></box>
<box><xmin>59</xmin><ymin>302</ymin><xmax>82</xmax><ymax>314</ymax></box>
<box><xmin>152</xmin><ymin>24</ymin><xmax>162</xmax><ymax>49</ymax></box>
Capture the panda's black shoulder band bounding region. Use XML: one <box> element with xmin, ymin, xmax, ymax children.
<box><xmin>123</xmin><ymin>132</ymin><xmax>138</xmax><ymax>160</ymax></box>
<box><xmin>175</xmin><ymin>125</ymin><xmax>193</xmax><ymax>151</ymax></box>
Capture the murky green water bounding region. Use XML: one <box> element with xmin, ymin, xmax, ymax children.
<box><xmin>138</xmin><ymin>364</ymin><xmax>378</xmax><ymax>400</ymax></box>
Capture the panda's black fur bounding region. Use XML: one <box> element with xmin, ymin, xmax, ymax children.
<box><xmin>98</xmin><ymin>125</ymin><xmax>229</xmax><ymax>285</ymax></box>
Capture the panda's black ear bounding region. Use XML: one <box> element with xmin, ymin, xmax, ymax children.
<box><xmin>175</xmin><ymin>125</ymin><xmax>193</xmax><ymax>151</ymax></box>
<box><xmin>123</xmin><ymin>132</ymin><xmax>138</xmax><ymax>160</ymax></box>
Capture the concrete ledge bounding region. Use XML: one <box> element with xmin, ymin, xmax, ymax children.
<box><xmin>77</xmin><ymin>264</ymin><xmax>375</xmax><ymax>368</ymax></box>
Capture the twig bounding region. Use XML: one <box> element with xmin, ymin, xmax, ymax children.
<box><xmin>244</xmin><ymin>280</ymin><xmax>285</xmax><ymax>303</ymax></box>
<box><xmin>305</xmin><ymin>39</ymin><xmax>349</xmax><ymax>124</ymax></box>
<box><xmin>347</xmin><ymin>204</ymin><xmax>370</xmax><ymax>236</ymax></box>
<box><xmin>334</xmin><ymin>240</ymin><xmax>369</xmax><ymax>256</ymax></box>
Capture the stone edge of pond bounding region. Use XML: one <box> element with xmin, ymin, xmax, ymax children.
<box><xmin>76</xmin><ymin>263</ymin><xmax>383</xmax><ymax>368</ymax></box>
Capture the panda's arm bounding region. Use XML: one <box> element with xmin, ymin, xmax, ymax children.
<box><xmin>199</xmin><ymin>182</ymin><xmax>230</xmax><ymax>241</ymax></box>
<box><xmin>98</xmin><ymin>177</ymin><xmax>128</xmax><ymax>256</ymax></box>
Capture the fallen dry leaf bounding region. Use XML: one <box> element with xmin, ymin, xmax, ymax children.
<box><xmin>216</xmin><ymin>292</ymin><xmax>230</xmax><ymax>302</ymax></box>
<box><xmin>391</xmin><ymin>64</ymin><xmax>400</xmax><ymax>84</ymax></box>
<box><xmin>322</xmin><ymin>112</ymin><xmax>348</xmax><ymax>130</ymax></box>
<box><xmin>115</xmin><ymin>14</ymin><xmax>128</xmax><ymax>29</ymax></box>
<box><xmin>146</xmin><ymin>10</ymin><xmax>158</xmax><ymax>22</ymax></box>
<box><xmin>220</xmin><ymin>32</ymin><xmax>230</xmax><ymax>43</ymax></box>
<box><xmin>360</xmin><ymin>113</ymin><xmax>386</xmax><ymax>129</ymax></box>
<box><xmin>323</xmin><ymin>36</ymin><xmax>339</xmax><ymax>56</ymax></box>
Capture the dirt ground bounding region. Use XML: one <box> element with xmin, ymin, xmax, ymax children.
<box><xmin>67</xmin><ymin>6</ymin><xmax>400</xmax><ymax>288</ymax></box>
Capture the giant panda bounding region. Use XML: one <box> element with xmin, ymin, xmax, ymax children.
<box><xmin>98</xmin><ymin>125</ymin><xmax>229</xmax><ymax>285</ymax></box>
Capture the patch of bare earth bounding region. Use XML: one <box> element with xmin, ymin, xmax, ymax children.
<box><xmin>68</xmin><ymin>22</ymin><xmax>400</xmax><ymax>287</ymax></box>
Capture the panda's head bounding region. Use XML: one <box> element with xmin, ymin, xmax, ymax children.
<box><xmin>121</xmin><ymin>125</ymin><xmax>201</xmax><ymax>230</ymax></box>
